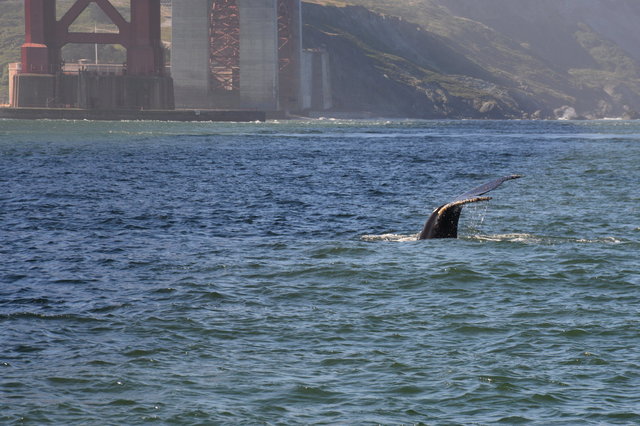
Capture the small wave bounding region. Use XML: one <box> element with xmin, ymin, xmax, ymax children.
<box><xmin>309</xmin><ymin>246</ymin><xmax>374</xmax><ymax>258</ymax></box>
<box><xmin>292</xmin><ymin>384</ymin><xmax>342</xmax><ymax>400</ymax></box>
<box><xmin>468</xmin><ymin>233</ymin><xmax>627</xmax><ymax>244</ymax></box>
<box><xmin>47</xmin><ymin>376</ymin><xmax>92</xmax><ymax>385</ymax></box>
<box><xmin>574</xmin><ymin>236</ymin><xmax>626</xmax><ymax>244</ymax></box>
<box><xmin>0</xmin><ymin>312</ymin><xmax>99</xmax><ymax>322</ymax></box>
<box><xmin>361</xmin><ymin>232</ymin><xmax>628</xmax><ymax>245</ymax></box>
<box><xmin>107</xmin><ymin>399</ymin><xmax>138</xmax><ymax>406</ymax></box>
<box><xmin>361</xmin><ymin>233</ymin><xmax>417</xmax><ymax>242</ymax></box>
<box><xmin>468</xmin><ymin>233</ymin><xmax>544</xmax><ymax>243</ymax></box>
<box><xmin>498</xmin><ymin>416</ymin><xmax>533</xmax><ymax>423</ymax></box>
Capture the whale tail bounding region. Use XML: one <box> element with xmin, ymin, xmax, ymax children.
<box><xmin>418</xmin><ymin>175</ymin><xmax>522</xmax><ymax>240</ymax></box>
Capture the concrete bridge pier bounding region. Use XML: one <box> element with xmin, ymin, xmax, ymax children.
<box><xmin>239</xmin><ymin>0</ymin><xmax>279</xmax><ymax>111</ymax></box>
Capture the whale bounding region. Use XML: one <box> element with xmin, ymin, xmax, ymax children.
<box><xmin>418</xmin><ymin>175</ymin><xmax>522</xmax><ymax>239</ymax></box>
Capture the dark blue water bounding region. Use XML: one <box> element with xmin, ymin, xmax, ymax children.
<box><xmin>1</xmin><ymin>119</ymin><xmax>639</xmax><ymax>424</ymax></box>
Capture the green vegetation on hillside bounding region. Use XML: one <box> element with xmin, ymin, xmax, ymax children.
<box><xmin>0</xmin><ymin>1</ymin><xmax>23</xmax><ymax>104</ymax></box>
<box><xmin>303</xmin><ymin>3</ymin><xmax>531</xmax><ymax>118</ymax></box>
<box><xmin>305</xmin><ymin>0</ymin><xmax>640</xmax><ymax>117</ymax></box>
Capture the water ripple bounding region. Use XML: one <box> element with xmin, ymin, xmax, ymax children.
<box><xmin>1</xmin><ymin>119</ymin><xmax>640</xmax><ymax>424</ymax></box>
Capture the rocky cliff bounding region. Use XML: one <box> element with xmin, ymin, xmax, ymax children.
<box><xmin>303</xmin><ymin>0</ymin><xmax>640</xmax><ymax>119</ymax></box>
<box><xmin>302</xmin><ymin>3</ymin><xmax>538</xmax><ymax>118</ymax></box>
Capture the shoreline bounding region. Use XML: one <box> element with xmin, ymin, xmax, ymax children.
<box><xmin>0</xmin><ymin>107</ymin><xmax>636</xmax><ymax>122</ymax></box>
<box><xmin>0</xmin><ymin>107</ymin><xmax>266</xmax><ymax>122</ymax></box>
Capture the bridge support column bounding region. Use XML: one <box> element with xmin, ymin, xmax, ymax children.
<box><xmin>128</xmin><ymin>0</ymin><xmax>165</xmax><ymax>75</ymax></box>
<box><xmin>22</xmin><ymin>0</ymin><xmax>59</xmax><ymax>74</ymax></box>
<box><xmin>239</xmin><ymin>0</ymin><xmax>279</xmax><ymax>111</ymax></box>
<box><xmin>172</xmin><ymin>0</ymin><xmax>212</xmax><ymax>108</ymax></box>
<box><xmin>278</xmin><ymin>0</ymin><xmax>302</xmax><ymax>112</ymax></box>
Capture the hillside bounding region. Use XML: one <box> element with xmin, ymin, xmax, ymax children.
<box><xmin>0</xmin><ymin>1</ymin><xmax>23</xmax><ymax>104</ymax></box>
<box><xmin>302</xmin><ymin>3</ymin><xmax>540</xmax><ymax>118</ymax></box>
<box><xmin>303</xmin><ymin>0</ymin><xmax>640</xmax><ymax>118</ymax></box>
<box><xmin>3</xmin><ymin>0</ymin><xmax>640</xmax><ymax>117</ymax></box>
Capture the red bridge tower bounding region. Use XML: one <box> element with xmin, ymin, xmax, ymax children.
<box><xmin>22</xmin><ymin>0</ymin><xmax>165</xmax><ymax>75</ymax></box>
<box><xmin>15</xmin><ymin>0</ymin><xmax>173</xmax><ymax>109</ymax></box>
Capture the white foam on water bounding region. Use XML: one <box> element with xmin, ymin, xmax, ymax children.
<box><xmin>361</xmin><ymin>233</ymin><xmax>418</xmax><ymax>242</ymax></box>
<box><xmin>468</xmin><ymin>233</ymin><xmax>627</xmax><ymax>245</ymax></box>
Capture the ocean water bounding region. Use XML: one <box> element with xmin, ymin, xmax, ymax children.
<box><xmin>1</xmin><ymin>118</ymin><xmax>639</xmax><ymax>425</ymax></box>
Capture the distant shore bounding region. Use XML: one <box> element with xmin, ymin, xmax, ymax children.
<box><xmin>0</xmin><ymin>107</ymin><xmax>265</xmax><ymax>122</ymax></box>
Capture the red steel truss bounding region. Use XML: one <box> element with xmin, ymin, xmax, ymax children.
<box><xmin>22</xmin><ymin>0</ymin><xmax>164</xmax><ymax>75</ymax></box>
<box><xmin>208</xmin><ymin>0</ymin><xmax>300</xmax><ymax>100</ymax></box>
<box><xmin>277</xmin><ymin>0</ymin><xmax>301</xmax><ymax>110</ymax></box>
<box><xmin>278</xmin><ymin>0</ymin><xmax>293</xmax><ymax>72</ymax></box>
<box><xmin>209</xmin><ymin>0</ymin><xmax>240</xmax><ymax>91</ymax></box>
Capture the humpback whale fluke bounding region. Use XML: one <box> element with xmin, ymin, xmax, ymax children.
<box><xmin>418</xmin><ymin>175</ymin><xmax>522</xmax><ymax>240</ymax></box>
